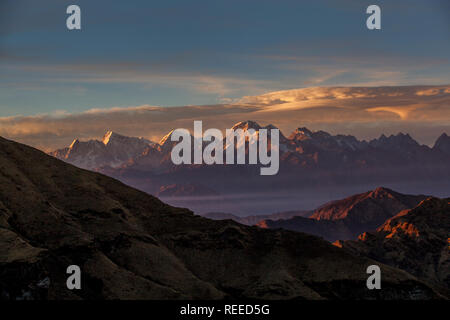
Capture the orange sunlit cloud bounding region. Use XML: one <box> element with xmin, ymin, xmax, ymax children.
<box><xmin>0</xmin><ymin>85</ymin><xmax>449</xmax><ymax>151</ymax></box>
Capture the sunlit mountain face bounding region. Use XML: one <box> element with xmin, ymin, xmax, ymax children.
<box><xmin>337</xmin><ymin>197</ymin><xmax>450</xmax><ymax>291</ymax></box>
<box><xmin>257</xmin><ymin>187</ymin><xmax>429</xmax><ymax>242</ymax></box>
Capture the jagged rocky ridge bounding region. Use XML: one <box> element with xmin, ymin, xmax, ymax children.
<box><xmin>50</xmin><ymin>131</ymin><xmax>154</xmax><ymax>170</ymax></box>
<box><xmin>335</xmin><ymin>197</ymin><xmax>450</xmax><ymax>292</ymax></box>
<box><xmin>258</xmin><ymin>188</ymin><xmax>428</xmax><ymax>241</ymax></box>
<box><xmin>51</xmin><ymin>121</ymin><xmax>450</xmax><ymax>173</ymax></box>
<box><xmin>50</xmin><ymin>122</ymin><xmax>450</xmax><ymax>214</ymax></box>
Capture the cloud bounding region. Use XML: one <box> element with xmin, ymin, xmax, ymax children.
<box><xmin>2</xmin><ymin>59</ymin><xmax>276</xmax><ymax>99</ymax></box>
<box><xmin>259</xmin><ymin>52</ymin><xmax>450</xmax><ymax>88</ymax></box>
<box><xmin>0</xmin><ymin>85</ymin><xmax>449</xmax><ymax>151</ymax></box>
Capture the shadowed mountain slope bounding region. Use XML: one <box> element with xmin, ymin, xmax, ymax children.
<box><xmin>336</xmin><ymin>197</ymin><xmax>450</xmax><ymax>292</ymax></box>
<box><xmin>258</xmin><ymin>188</ymin><xmax>427</xmax><ymax>241</ymax></box>
<box><xmin>0</xmin><ymin>136</ymin><xmax>445</xmax><ymax>300</ymax></box>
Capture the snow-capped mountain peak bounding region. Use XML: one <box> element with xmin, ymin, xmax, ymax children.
<box><xmin>69</xmin><ymin>138</ymin><xmax>80</xmax><ymax>149</ymax></box>
<box><xmin>50</xmin><ymin>131</ymin><xmax>155</xmax><ymax>170</ymax></box>
<box><xmin>102</xmin><ymin>131</ymin><xmax>116</xmax><ymax>145</ymax></box>
<box><xmin>159</xmin><ymin>129</ymin><xmax>176</xmax><ymax>146</ymax></box>
<box><xmin>231</xmin><ymin>120</ymin><xmax>262</xmax><ymax>131</ymax></box>
<box><xmin>50</xmin><ymin>123</ymin><xmax>447</xmax><ymax>178</ymax></box>
<box><xmin>289</xmin><ymin>127</ymin><xmax>313</xmax><ymax>141</ymax></box>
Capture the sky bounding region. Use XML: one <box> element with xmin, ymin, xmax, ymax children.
<box><xmin>0</xmin><ymin>0</ymin><xmax>449</xmax><ymax>149</ymax></box>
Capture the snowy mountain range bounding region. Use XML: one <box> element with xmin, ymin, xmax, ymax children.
<box><xmin>50</xmin><ymin>131</ymin><xmax>155</xmax><ymax>170</ymax></box>
<box><xmin>50</xmin><ymin>121</ymin><xmax>450</xmax><ymax>171</ymax></box>
<box><xmin>49</xmin><ymin>121</ymin><xmax>450</xmax><ymax>214</ymax></box>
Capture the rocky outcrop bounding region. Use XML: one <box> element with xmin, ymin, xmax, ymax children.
<box><xmin>258</xmin><ymin>187</ymin><xmax>427</xmax><ymax>241</ymax></box>
<box><xmin>337</xmin><ymin>197</ymin><xmax>450</xmax><ymax>292</ymax></box>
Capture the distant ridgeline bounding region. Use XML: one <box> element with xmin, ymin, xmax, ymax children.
<box><xmin>49</xmin><ymin>121</ymin><xmax>450</xmax><ymax>201</ymax></box>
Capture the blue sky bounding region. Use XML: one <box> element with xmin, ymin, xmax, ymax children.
<box><xmin>1</xmin><ymin>0</ymin><xmax>449</xmax><ymax>118</ymax></box>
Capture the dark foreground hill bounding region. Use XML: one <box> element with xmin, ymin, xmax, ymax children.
<box><xmin>0</xmin><ymin>136</ymin><xmax>445</xmax><ymax>300</ymax></box>
<box><xmin>336</xmin><ymin>197</ymin><xmax>450</xmax><ymax>292</ymax></box>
